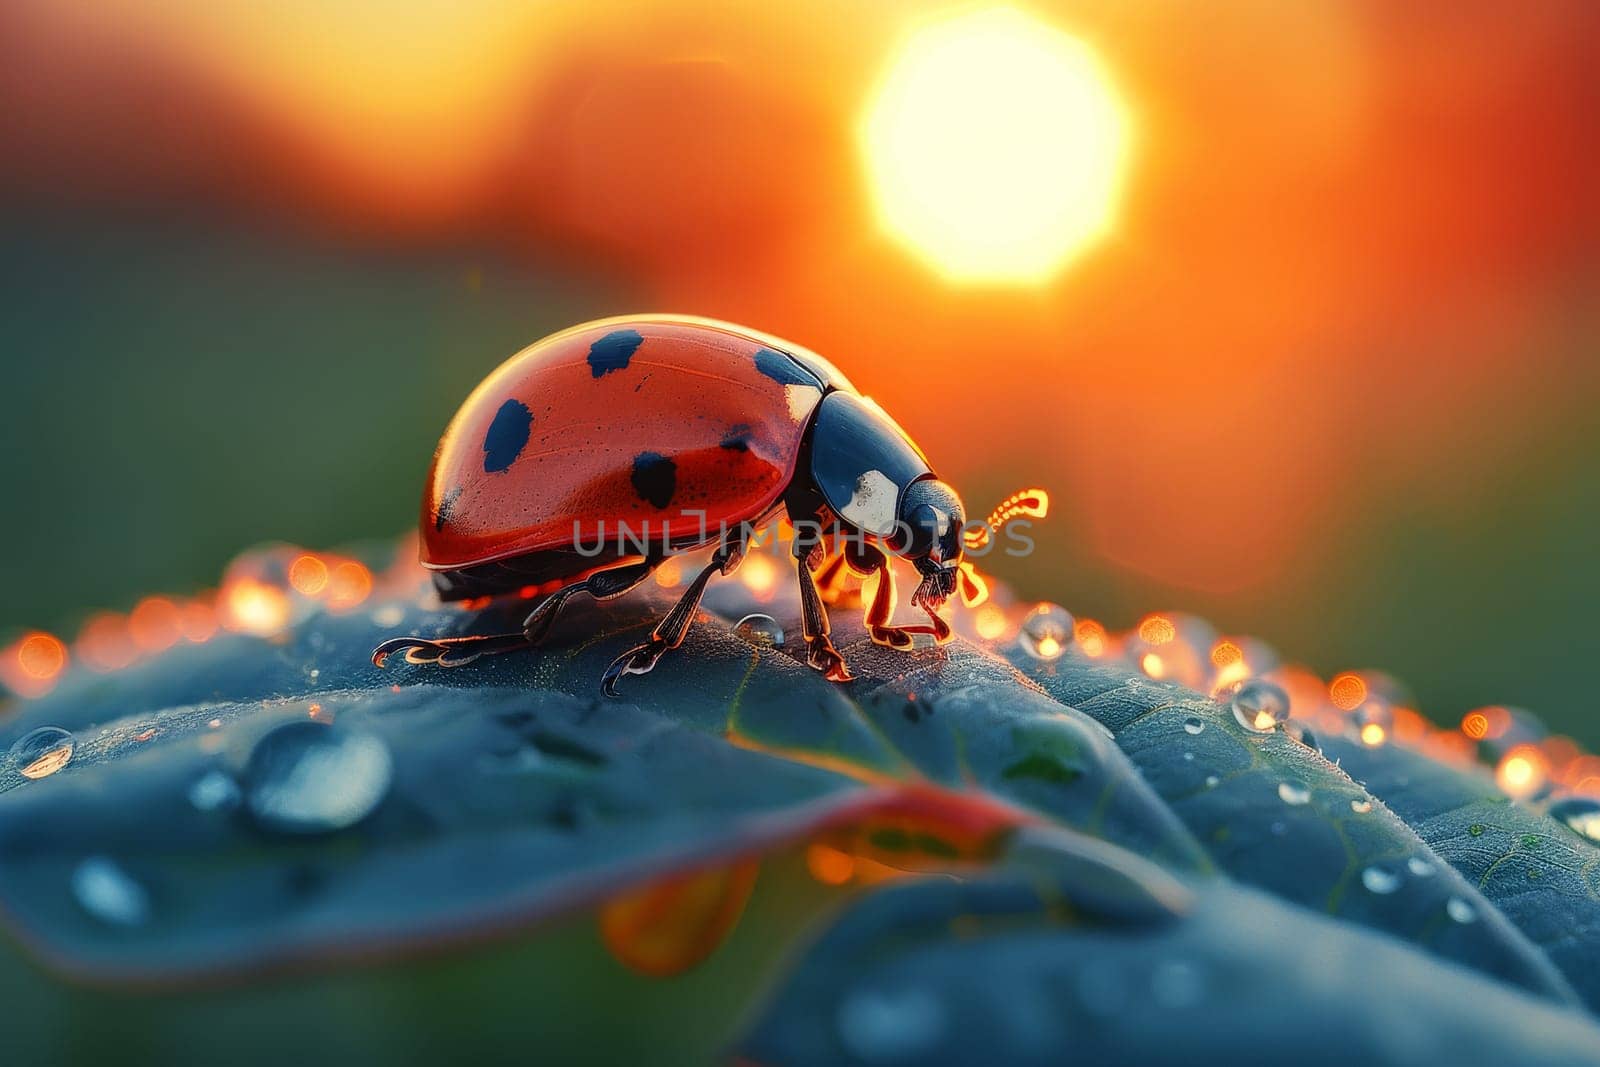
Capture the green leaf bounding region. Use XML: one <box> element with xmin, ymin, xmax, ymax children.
<box><xmin>741</xmin><ymin>865</ymin><xmax>1600</xmax><ymax>1066</ymax></box>
<box><xmin>1324</xmin><ymin>733</ymin><xmax>1600</xmax><ymax>1010</ymax></box>
<box><xmin>1004</xmin><ymin>646</ymin><xmax>1577</xmax><ymax>1003</ymax></box>
<box><xmin>0</xmin><ymin>593</ymin><xmax>1201</xmax><ymax>978</ymax></box>
<box><xmin>3</xmin><ymin>575</ymin><xmax>1599</xmax><ymax>1063</ymax></box>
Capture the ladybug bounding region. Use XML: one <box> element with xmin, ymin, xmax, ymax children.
<box><xmin>373</xmin><ymin>315</ymin><xmax>1045</xmax><ymax>694</ymax></box>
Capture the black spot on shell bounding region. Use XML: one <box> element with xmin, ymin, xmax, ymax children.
<box><xmin>483</xmin><ymin>399</ymin><xmax>533</xmax><ymax>473</ymax></box>
<box><xmin>435</xmin><ymin>486</ymin><xmax>464</xmax><ymax>531</ymax></box>
<box><xmin>588</xmin><ymin>329</ymin><xmax>645</xmax><ymax>378</ymax></box>
<box><xmin>720</xmin><ymin>424</ymin><xmax>752</xmax><ymax>452</ymax></box>
<box><xmin>630</xmin><ymin>452</ymin><xmax>677</xmax><ymax>509</ymax></box>
<box><xmin>754</xmin><ymin>347</ymin><xmax>820</xmax><ymax>388</ymax></box>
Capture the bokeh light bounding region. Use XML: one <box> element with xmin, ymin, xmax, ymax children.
<box><xmin>1496</xmin><ymin>744</ymin><xmax>1550</xmax><ymax>800</ymax></box>
<box><xmin>1329</xmin><ymin>673</ymin><xmax>1369</xmax><ymax>712</ymax></box>
<box><xmin>16</xmin><ymin>631</ymin><xmax>67</xmax><ymax>680</ymax></box>
<box><xmin>1074</xmin><ymin>619</ymin><xmax>1107</xmax><ymax>657</ymax></box>
<box><xmin>128</xmin><ymin>596</ymin><xmax>183</xmax><ymax>652</ymax></box>
<box><xmin>221</xmin><ymin>579</ymin><xmax>292</xmax><ymax>636</ymax></box>
<box><xmin>325</xmin><ymin>560</ymin><xmax>374</xmax><ymax>612</ymax></box>
<box><xmin>289</xmin><ymin>554</ymin><xmax>330</xmax><ymax>596</ymax></box>
<box><xmin>1</xmin><ymin>631</ymin><xmax>68</xmax><ymax>698</ymax></box>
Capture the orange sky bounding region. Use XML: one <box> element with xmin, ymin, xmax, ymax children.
<box><xmin>2</xmin><ymin>0</ymin><xmax>1595</xmax><ymax>602</ymax></box>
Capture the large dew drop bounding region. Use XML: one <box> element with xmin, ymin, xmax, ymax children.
<box><xmin>1019</xmin><ymin>603</ymin><xmax>1074</xmax><ymax>661</ymax></box>
<box><xmin>244</xmin><ymin>721</ymin><xmax>393</xmax><ymax>835</ymax></box>
<box><xmin>9</xmin><ymin>726</ymin><xmax>76</xmax><ymax>780</ymax></box>
<box><xmin>1549</xmin><ymin>796</ymin><xmax>1600</xmax><ymax>844</ymax></box>
<box><xmin>733</xmin><ymin>613</ymin><xmax>785</xmax><ymax>649</ymax></box>
<box><xmin>1361</xmin><ymin>864</ymin><xmax>1401</xmax><ymax>894</ymax></box>
<box><xmin>1230</xmin><ymin>680</ymin><xmax>1290</xmax><ymax>733</ymax></box>
<box><xmin>71</xmin><ymin>856</ymin><xmax>150</xmax><ymax>926</ymax></box>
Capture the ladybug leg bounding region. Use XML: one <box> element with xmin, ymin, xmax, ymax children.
<box><xmin>792</xmin><ymin>531</ymin><xmax>853</xmax><ymax>683</ymax></box>
<box><xmin>848</xmin><ymin>543</ymin><xmax>947</xmax><ymax>651</ymax></box>
<box><xmin>848</xmin><ymin>543</ymin><xmax>913</xmax><ymax>651</ymax></box>
<box><xmin>601</xmin><ymin>530</ymin><xmax>748</xmax><ymax>696</ymax></box>
<box><xmin>522</xmin><ymin>554</ymin><xmax>660</xmax><ymax>645</ymax></box>
<box><xmin>373</xmin><ymin>557</ymin><xmax>662</xmax><ymax>669</ymax></box>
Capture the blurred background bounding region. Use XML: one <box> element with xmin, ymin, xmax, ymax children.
<box><xmin>1</xmin><ymin>1</ymin><xmax>1595</xmax><ymax>740</ymax></box>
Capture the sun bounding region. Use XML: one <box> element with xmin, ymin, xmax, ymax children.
<box><xmin>860</xmin><ymin>7</ymin><xmax>1132</xmax><ymax>285</ymax></box>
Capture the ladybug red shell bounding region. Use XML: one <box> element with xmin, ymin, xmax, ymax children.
<box><xmin>420</xmin><ymin>315</ymin><xmax>852</xmax><ymax>579</ymax></box>
<box><xmin>376</xmin><ymin>315</ymin><xmax>1038</xmax><ymax>695</ymax></box>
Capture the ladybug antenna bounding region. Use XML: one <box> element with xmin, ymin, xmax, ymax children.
<box><xmin>963</xmin><ymin>488</ymin><xmax>1049</xmax><ymax>550</ymax></box>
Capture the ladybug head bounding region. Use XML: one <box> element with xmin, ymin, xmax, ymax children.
<box><xmin>890</xmin><ymin>478</ymin><xmax>966</xmax><ymax>608</ymax></box>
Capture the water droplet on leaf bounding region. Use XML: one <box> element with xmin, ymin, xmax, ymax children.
<box><xmin>244</xmin><ymin>721</ymin><xmax>392</xmax><ymax>835</ymax></box>
<box><xmin>1549</xmin><ymin>797</ymin><xmax>1600</xmax><ymax>843</ymax></box>
<box><xmin>1407</xmin><ymin>857</ymin><xmax>1435</xmax><ymax>878</ymax></box>
<box><xmin>1204</xmin><ymin>775</ymin><xmax>1219</xmax><ymax>788</ymax></box>
<box><xmin>1182</xmin><ymin>717</ymin><xmax>1205</xmax><ymax>735</ymax></box>
<box><xmin>71</xmin><ymin>856</ymin><xmax>149</xmax><ymax>926</ymax></box>
<box><xmin>1230</xmin><ymin>680</ymin><xmax>1289</xmax><ymax>733</ymax></box>
<box><xmin>1446</xmin><ymin>896</ymin><xmax>1477</xmax><ymax>923</ymax></box>
<box><xmin>9</xmin><ymin>726</ymin><xmax>75</xmax><ymax>780</ymax></box>
<box><xmin>1019</xmin><ymin>603</ymin><xmax>1074</xmax><ymax>661</ymax></box>
<box><xmin>1361</xmin><ymin>864</ymin><xmax>1401</xmax><ymax>894</ymax></box>
<box><xmin>188</xmin><ymin>769</ymin><xmax>242</xmax><ymax>812</ymax></box>
<box><xmin>733</xmin><ymin>613</ymin><xmax>785</xmax><ymax>648</ymax></box>
<box><xmin>1355</xmin><ymin>700</ymin><xmax>1393</xmax><ymax>746</ymax></box>
<box><xmin>1350</xmin><ymin>799</ymin><xmax>1373</xmax><ymax>814</ymax></box>
<box><xmin>1278</xmin><ymin>781</ymin><xmax>1310</xmax><ymax>806</ymax></box>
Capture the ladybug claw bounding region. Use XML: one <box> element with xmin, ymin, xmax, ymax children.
<box><xmin>602</xmin><ymin>640</ymin><xmax>667</xmax><ymax>697</ymax></box>
<box><xmin>372</xmin><ymin>632</ymin><xmax>531</xmax><ymax>669</ymax></box>
<box><xmin>868</xmin><ymin>626</ymin><xmax>919</xmax><ymax>651</ymax></box>
<box><xmin>805</xmin><ymin>637</ymin><xmax>853</xmax><ymax>682</ymax></box>
<box><xmin>372</xmin><ymin>636</ymin><xmax>440</xmax><ymax>668</ymax></box>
